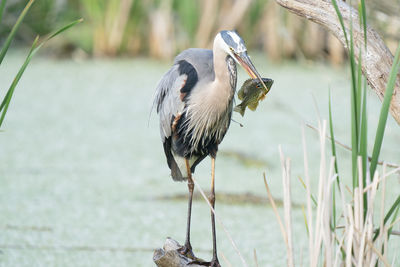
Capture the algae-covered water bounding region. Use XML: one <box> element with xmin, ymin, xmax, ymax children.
<box><xmin>0</xmin><ymin>50</ymin><xmax>399</xmax><ymax>266</ymax></box>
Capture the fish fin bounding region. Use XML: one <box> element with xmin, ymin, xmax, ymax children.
<box><xmin>248</xmin><ymin>101</ymin><xmax>259</xmax><ymax>111</ymax></box>
<box><xmin>234</xmin><ymin>104</ymin><xmax>245</xmax><ymax>117</ymax></box>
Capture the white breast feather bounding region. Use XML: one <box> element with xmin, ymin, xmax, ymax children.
<box><xmin>183</xmin><ymin>80</ymin><xmax>233</xmax><ymax>151</ymax></box>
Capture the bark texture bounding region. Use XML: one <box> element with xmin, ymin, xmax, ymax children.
<box><xmin>153</xmin><ymin>238</ymin><xmax>207</xmax><ymax>267</ymax></box>
<box><xmin>274</xmin><ymin>0</ymin><xmax>400</xmax><ymax>125</ymax></box>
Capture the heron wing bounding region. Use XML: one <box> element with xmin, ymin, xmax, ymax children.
<box><xmin>153</xmin><ymin>58</ymin><xmax>201</xmax><ymax>181</ymax></box>
<box><xmin>153</xmin><ymin>64</ymin><xmax>186</xmax><ymax>141</ymax></box>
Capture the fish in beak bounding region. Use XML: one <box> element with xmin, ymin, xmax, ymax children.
<box><xmin>233</xmin><ymin>51</ymin><xmax>269</xmax><ymax>95</ymax></box>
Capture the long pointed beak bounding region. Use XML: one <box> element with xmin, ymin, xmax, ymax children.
<box><xmin>234</xmin><ymin>51</ymin><xmax>269</xmax><ymax>93</ymax></box>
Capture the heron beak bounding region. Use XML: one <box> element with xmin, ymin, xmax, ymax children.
<box><xmin>234</xmin><ymin>51</ymin><xmax>269</xmax><ymax>94</ymax></box>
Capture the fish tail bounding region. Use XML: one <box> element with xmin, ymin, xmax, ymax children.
<box><xmin>234</xmin><ymin>104</ymin><xmax>245</xmax><ymax>117</ymax></box>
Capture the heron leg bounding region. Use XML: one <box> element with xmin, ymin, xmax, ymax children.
<box><xmin>178</xmin><ymin>158</ymin><xmax>195</xmax><ymax>258</ymax></box>
<box><xmin>210</xmin><ymin>156</ymin><xmax>220</xmax><ymax>267</ymax></box>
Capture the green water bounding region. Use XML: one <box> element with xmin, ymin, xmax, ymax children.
<box><xmin>0</xmin><ymin>50</ymin><xmax>399</xmax><ymax>266</ymax></box>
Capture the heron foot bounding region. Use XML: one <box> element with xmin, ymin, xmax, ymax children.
<box><xmin>177</xmin><ymin>244</ymin><xmax>196</xmax><ymax>259</ymax></box>
<box><xmin>210</xmin><ymin>259</ymin><xmax>221</xmax><ymax>267</ymax></box>
<box><xmin>200</xmin><ymin>259</ymin><xmax>220</xmax><ymax>267</ymax></box>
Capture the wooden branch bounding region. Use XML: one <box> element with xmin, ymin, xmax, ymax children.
<box><xmin>153</xmin><ymin>238</ymin><xmax>207</xmax><ymax>267</ymax></box>
<box><xmin>274</xmin><ymin>0</ymin><xmax>400</xmax><ymax>125</ymax></box>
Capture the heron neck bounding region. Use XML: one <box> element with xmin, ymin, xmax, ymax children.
<box><xmin>212</xmin><ymin>45</ymin><xmax>232</xmax><ymax>85</ymax></box>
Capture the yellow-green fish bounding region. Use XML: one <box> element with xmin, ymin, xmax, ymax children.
<box><xmin>234</xmin><ymin>78</ymin><xmax>273</xmax><ymax>116</ymax></box>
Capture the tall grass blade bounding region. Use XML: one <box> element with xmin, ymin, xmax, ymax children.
<box><xmin>328</xmin><ymin>89</ymin><xmax>339</xmax><ymax>229</ymax></box>
<box><xmin>370</xmin><ymin>42</ymin><xmax>400</xmax><ymax>176</ymax></box>
<box><xmin>331</xmin><ymin>0</ymin><xmax>349</xmax><ymax>47</ymax></box>
<box><xmin>0</xmin><ymin>0</ymin><xmax>34</xmax><ymax>65</ymax></box>
<box><xmin>298</xmin><ymin>176</ymin><xmax>317</xmax><ymax>206</ymax></box>
<box><xmin>0</xmin><ymin>0</ymin><xmax>7</xmax><ymax>25</ymax></box>
<box><xmin>374</xmin><ymin>195</ymin><xmax>400</xmax><ymax>240</ymax></box>
<box><xmin>301</xmin><ymin>205</ymin><xmax>309</xmax><ymax>235</ymax></box>
<box><xmin>348</xmin><ymin>5</ymin><xmax>359</xmax><ymax>188</ymax></box>
<box><xmin>0</xmin><ymin>88</ymin><xmax>11</xmax><ymax>111</ymax></box>
<box><xmin>46</xmin><ymin>18</ymin><xmax>84</xmax><ymax>41</ymax></box>
<box><xmin>387</xmin><ymin>205</ymin><xmax>400</xmax><ymax>239</ymax></box>
<box><xmin>384</xmin><ymin>195</ymin><xmax>400</xmax><ymax>230</ymax></box>
<box><xmin>356</xmin><ymin>49</ymin><xmax>362</xmax><ymax>133</ymax></box>
<box><xmin>328</xmin><ymin>89</ymin><xmax>340</xmax><ymax>178</ymax></box>
<box><xmin>358</xmin><ymin>0</ymin><xmax>368</xmax><ymax>219</ymax></box>
<box><xmin>360</xmin><ymin>79</ymin><xmax>368</xmax><ymax>217</ymax></box>
<box><xmin>359</xmin><ymin>0</ymin><xmax>367</xmax><ymax>46</ymax></box>
<box><xmin>0</xmin><ymin>18</ymin><xmax>82</xmax><ymax>127</ymax></box>
<box><xmin>0</xmin><ymin>37</ymin><xmax>39</xmax><ymax>126</ymax></box>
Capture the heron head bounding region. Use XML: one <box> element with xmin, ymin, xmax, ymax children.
<box><xmin>216</xmin><ymin>30</ymin><xmax>268</xmax><ymax>91</ymax></box>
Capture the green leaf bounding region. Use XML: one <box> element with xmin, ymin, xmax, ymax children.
<box><xmin>0</xmin><ymin>87</ymin><xmax>12</xmax><ymax>111</ymax></box>
<box><xmin>359</xmin><ymin>0</ymin><xmax>367</xmax><ymax>47</ymax></box>
<box><xmin>331</xmin><ymin>0</ymin><xmax>349</xmax><ymax>47</ymax></box>
<box><xmin>384</xmin><ymin>194</ymin><xmax>400</xmax><ymax>226</ymax></box>
<box><xmin>360</xmin><ymin>78</ymin><xmax>368</xmax><ymax>219</ymax></box>
<box><xmin>349</xmin><ymin>9</ymin><xmax>359</xmax><ymax>188</ymax></box>
<box><xmin>370</xmin><ymin>42</ymin><xmax>400</xmax><ymax>176</ymax></box>
<box><xmin>328</xmin><ymin>89</ymin><xmax>340</xmax><ymax>178</ymax></box>
<box><xmin>356</xmin><ymin>49</ymin><xmax>362</xmax><ymax>136</ymax></box>
<box><xmin>328</xmin><ymin>88</ymin><xmax>340</xmax><ymax>229</ymax></box>
<box><xmin>388</xmin><ymin>204</ymin><xmax>400</xmax><ymax>239</ymax></box>
<box><xmin>301</xmin><ymin>205</ymin><xmax>309</xmax><ymax>235</ymax></box>
<box><xmin>298</xmin><ymin>176</ymin><xmax>317</xmax><ymax>206</ymax></box>
<box><xmin>0</xmin><ymin>18</ymin><xmax>82</xmax><ymax>127</ymax></box>
<box><xmin>46</xmin><ymin>18</ymin><xmax>84</xmax><ymax>41</ymax></box>
<box><xmin>0</xmin><ymin>0</ymin><xmax>7</xmax><ymax>25</ymax></box>
<box><xmin>374</xmin><ymin>195</ymin><xmax>400</xmax><ymax>240</ymax></box>
<box><xmin>357</xmin><ymin>0</ymin><xmax>368</xmax><ymax>220</ymax></box>
<box><xmin>0</xmin><ymin>0</ymin><xmax>35</xmax><ymax>65</ymax></box>
<box><xmin>0</xmin><ymin>37</ymin><xmax>39</xmax><ymax>126</ymax></box>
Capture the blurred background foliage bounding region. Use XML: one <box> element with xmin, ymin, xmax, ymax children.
<box><xmin>1</xmin><ymin>0</ymin><xmax>400</xmax><ymax>63</ymax></box>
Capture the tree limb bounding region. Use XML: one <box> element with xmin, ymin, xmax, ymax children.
<box><xmin>274</xmin><ymin>0</ymin><xmax>400</xmax><ymax>125</ymax></box>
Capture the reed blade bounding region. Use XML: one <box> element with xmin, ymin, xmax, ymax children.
<box><xmin>328</xmin><ymin>89</ymin><xmax>339</xmax><ymax>229</ymax></box>
<box><xmin>374</xmin><ymin>195</ymin><xmax>400</xmax><ymax>240</ymax></box>
<box><xmin>0</xmin><ymin>0</ymin><xmax>7</xmax><ymax>25</ymax></box>
<box><xmin>0</xmin><ymin>0</ymin><xmax>34</xmax><ymax>65</ymax></box>
<box><xmin>387</xmin><ymin>204</ymin><xmax>400</xmax><ymax>239</ymax></box>
<box><xmin>0</xmin><ymin>18</ymin><xmax>82</xmax><ymax>127</ymax></box>
<box><xmin>331</xmin><ymin>0</ymin><xmax>349</xmax><ymax>47</ymax></box>
<box><xmin>370</xmin><ymin>42</ymin><xmax>400</xmax><ymax>177</ymax></box>
<box><xmin>348</xmin><ymin>7</ymin><xmax>359</xmax><ymax>188</ymax></box>
<box><xmin>0</xmin><ymin>37</ymin><xmax>39</xmax><ymax>126</ymax></box>
<box><xmin>46</xmin><ymin>18</ymin><xmax>84</xmax><ymax>41</ymax></box>
<box><xmin>359</xmin><ymin>0</ymin><xmax>367</xmax><ymax>46</ymax></box>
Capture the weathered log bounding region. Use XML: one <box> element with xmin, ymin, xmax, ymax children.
<box><xmin>153</xmin><ymin>238</ymin><xmax>207</xmax><ymax>267</ymax></box>
<box><xmin>274</xmin><ymin>0</ymin><xmax>400</xmax><ymax>125</ymax></box>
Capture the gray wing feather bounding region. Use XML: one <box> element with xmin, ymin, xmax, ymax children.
<box><xmin>175</xmin><ymin>48</ymin><xmax>214</xmax><ymax>83</ymax></box>
<box><xmin>153</xmin><ymin>48</ymin><xmax>214</xmax><ymax>142</ymax></box>
<box><xmin>153</xmin><ymin>64</ymin><xmax>186</xmax><ymax>141</ymax></box>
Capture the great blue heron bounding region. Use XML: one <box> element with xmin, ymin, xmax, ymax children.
<box><xmin>153</xmin><ymin>30</ymin><xmax>265</xmax><ymax>266</ymax></box>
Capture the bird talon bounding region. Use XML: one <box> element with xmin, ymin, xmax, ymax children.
<box><xmin>200</xmin><ymin>259</ymin><xmax>220</xmax><ymax>267</ymax></box>
<box><xmin>177</xmin><ymin>244</ymin><xmax>196</xmax><ymax>259</ymax></box>
<box><xmin>210</xmin><ymin>260</ymin><xmax>221</xmax><ymax>267</ymax></box>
